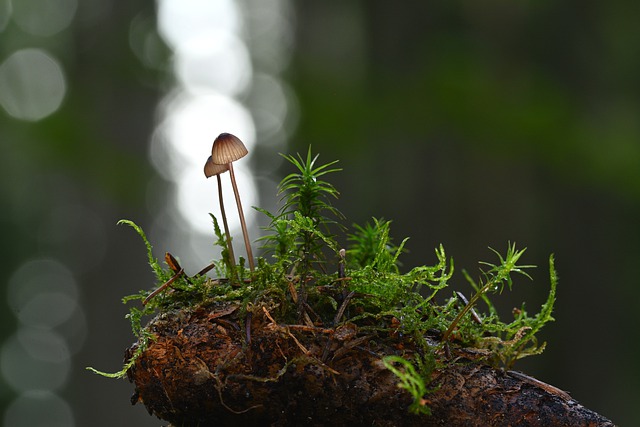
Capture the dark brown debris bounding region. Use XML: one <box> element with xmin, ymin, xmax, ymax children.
<box><xmin>126</xmin><ymin>303</ymin><xmax>615</xmax><ymax>427</ymax></box>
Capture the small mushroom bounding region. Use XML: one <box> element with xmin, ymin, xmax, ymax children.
<box><xmin>204</xmin><ymin>156</ymin><xmax>235</xmax><ymax>269</ymax></box>
<box><xmin>210</xmin><ymin>133</ymin><xmax>255</xmax><ymax>272</ymax></box>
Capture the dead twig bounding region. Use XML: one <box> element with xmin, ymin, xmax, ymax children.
<box><xmin>322</xmin><ymin>290</ymin><xmax>356</xmax><ymax>362</ymax></box>
<box><xmin>143</xmin><ymin>268</ymin><xmax>185</xmax><ymax>305</ymax></box>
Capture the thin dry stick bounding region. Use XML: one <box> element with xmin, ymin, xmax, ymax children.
<box><xmin>143</xmin><ymin>268</ymin><xmax>184</xmax><ymax>305</ymax></box>
<box><xmin>194</xmin><ymin>262</ymin><xmax>216</xmax><ymax>277</ymax></box>
<box><xmin>322</xmin><ymin>290</ymin><xmax>356</xmax><ymax>362</ymax></box>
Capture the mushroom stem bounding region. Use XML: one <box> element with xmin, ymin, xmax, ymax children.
<box><xmin>227</xmin><ymin>162</ymin><xmax>255</xmax><ymax>272</ymax></box>
<box><xmin>216</xmin><ymin>174</ymin><xmax>236</xmax><ymax>268</ymax></box>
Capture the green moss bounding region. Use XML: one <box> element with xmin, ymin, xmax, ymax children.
<box><xmin>383</xmin><ymin>355</ymin><xmax>434</xmax><ymax>415</ymax></box>
<box><xmin>88</xmin><ymin>148</ymin><xmax>558</xmax><ymax>414</ymax></box>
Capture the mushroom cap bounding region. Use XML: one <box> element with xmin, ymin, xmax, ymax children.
<box><xmin>204</xmin><ymin>156</ymin><xmax>230</xmax><ymax>178</ymax></box>
<box><xmin>211</xmin><ymin>133</ymin><xmax>248</xmax><ymax>164</ymax></box>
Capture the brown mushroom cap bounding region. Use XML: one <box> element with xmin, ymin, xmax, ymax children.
<box><xmin>204</xmin><ymin>156</ymin><xmax>230</xmax><ymax>178</ymax></box>
<box><xmin>211</xmin><ymin>133</ymin><xmax>248</xmax><ymax>165</ymax></box>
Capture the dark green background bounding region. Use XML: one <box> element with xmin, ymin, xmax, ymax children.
<box><xmin>1</xmin><ymin>1</ymin><xmax>638</xmax><ymax>425</ymax></box>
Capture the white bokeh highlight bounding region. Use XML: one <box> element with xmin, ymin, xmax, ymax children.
<box><xmin>4</xmin><ymin>390</ymin><xmax>74</xmax><ymax>427</ymax></box>
<box><xmin>152</xmin><ymin>0</ymin><xmax>258</xmax><ymax>270</ymax></box>
<box><xmin>175</xmin><ymin>30</ymin><xmax>252</xmax><ymax>96</ymax></box>
<box><xmin>150</xmin><ymin>0</ymin><xmax>294</xmax><ymax>272</ymax></box>
<box><xmin>157</xmin><ymin>0</ymin><xmax>241</xmax><ymax>50</ymax></box>
<box><xmin>1</xmin><ymin>328</ymin><xmax>71</xmax><ymax>392</ymax></box>
<box><xmin>11</xmin><ymin>0</ymin><xmax>77</xmax><ymax>37</ymax></box>
<box><xmin>0</xmin><ymin>49</ymin><xmax>67</xmax><ymax>121</ymax></box>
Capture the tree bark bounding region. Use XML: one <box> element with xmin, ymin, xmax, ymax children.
<box><xmin>126</xmin><ymin>302</ymin><xmax>614</xmax><ymax>426</ymax></box>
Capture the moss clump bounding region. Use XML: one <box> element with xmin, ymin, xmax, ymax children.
<box><xmin>88</xmin><ymin>147</ymin><xmax>557</xmax><ymax>420</ymax></box>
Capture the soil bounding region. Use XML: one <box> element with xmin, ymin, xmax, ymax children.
<box><xmin>125</xmin><ymin>301</ymin><xmax>615</xmax><ymax>426</ymax></box>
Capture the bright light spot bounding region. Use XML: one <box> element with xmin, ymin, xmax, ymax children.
<box><xmin>175</xmin><ymin>30</ymin><xmax>252</xmax><ymax>96</ymax></box>
<box><xmin>5</xmin><ymin>257</ymin><xmax>85</xmax><ymax>350</ymax></box>
<box><xmin>4</xmin><ymin>390</ymin><xmax>74</xmax><ymax>427</ymax></box>
<box><xmin>17</xmin><ymin>328</ymin><xmax>70</xmax><ymax>364</ymax></box>
<box><xmin>152</xmin><ymin>0</ymin><xmax>292</xmax><ymax>269</ymax></box>
<box><xmin>157</xmin><ymin>0</ymin><xmax>241</xmax><ymax>50</ymax></box>
<box><xmin>3</xmin><ymin>259</ymin><xmax>81</xmax><ymax>425</ymax></box>
<box><xmin>0</xmin><ymin>49</ymin><xmax>67</xmax><ymax>121</ymax></box>
<box><xmin>1</xmin><ymin>328</ymin><xmax>71</xmax><ymax>392</ymax></box>
<box><xmin>15</xmin><ymin>293</ymin><xmax>77</xmax><ymax>330</ymax></box>
<box><xmin>152</xmin><ymin>91</ymin><xmax>256</xmax><ymax>236</ymax></box>
<box><xmin>11</xmin><ymin>0</ymin><xmax>77</xmax><ymax>37</ymax></box>
<box><xmin>154</xmin><ymin>92</ymin><xmax>255</xmax><ymax>173</ymax></box>
<box><xmin>178</xmin><ymin>164</ymin><xmax>258</xmax><ymax>234</ymax></box>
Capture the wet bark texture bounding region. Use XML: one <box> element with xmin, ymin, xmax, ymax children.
<box><xmin>126</xmin><ymin>303</ymin><xmax>614</xmax><ymax>426</ymax></box>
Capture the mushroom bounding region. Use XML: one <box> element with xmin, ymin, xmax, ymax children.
<box><xmin>210</xmin><ymin>133</ymin><xmax>255</xmax><ymax>272</ymax></box>
<box><xmin>204</xmin><ymin>156</ymin><xmax>236</xmax><ymax>269</ymax></box>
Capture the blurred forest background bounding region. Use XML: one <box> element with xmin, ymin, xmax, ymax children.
<box><xmin>1</xmin><ymin>1</ymin><xmax>639</xmax><ymax>426</ymax></box>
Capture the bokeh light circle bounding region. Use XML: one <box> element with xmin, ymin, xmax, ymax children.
<box><xmin>11</xmin><ymin>0</ymin><xmax>77</xmax><ymax>37</ymax></box>
<box><xmin>0</xmin><ymin>49</ymin><xmax>67</xmax><ymax>121</ymax></box>
<box><xmin>7</xmin><ymin>258</ymin><xmax>78</xmax><ymax>319</ymax></box>
<box><xmin>1</xmin><ymin>328</ymin><xmax>71</xmax><ymax>392</ymax></box>
<box><xmin>15</xmin><ymin>292</ymin><xmax>78</xmax><ymax>330</ymax></box>
<box><xmin>4</xmin><ymin>390</ymin><xmax>74</xmax><ymax>427</ymax></box>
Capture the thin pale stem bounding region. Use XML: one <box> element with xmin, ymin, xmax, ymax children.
<box><xmin>217</xmin><ymin>174</ymin><xmax>236</xmax><ymax>268</ymax></box>
<box><xmin>442</xmin><ymin>279</ymin><xmax>493</xmax><ymax>342</ymax></box>
<box><xmin>227</xmin><ymin>163</ymin><xmax>255</xmax><ymax>272</ymax></box>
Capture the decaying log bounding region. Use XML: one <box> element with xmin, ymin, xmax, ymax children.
<box><xmin>126</xmin><ymin>302</ymin><xmax>615</xmax><ymax>426</ymax></box>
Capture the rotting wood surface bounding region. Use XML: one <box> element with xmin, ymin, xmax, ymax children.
<box><xmin>126</xmin><ymin>302</ymin><xmax>615</xmax><ymax>427</ymax></box>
